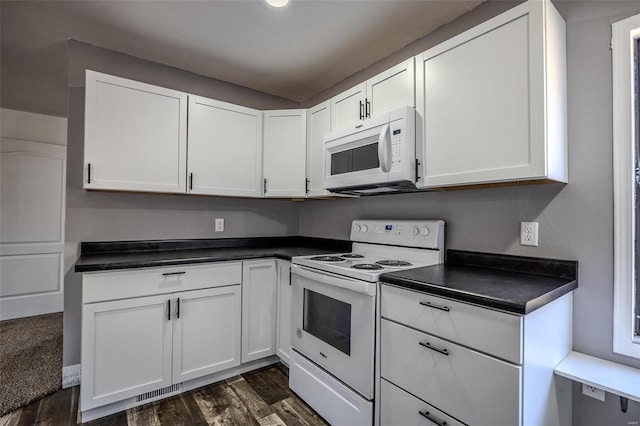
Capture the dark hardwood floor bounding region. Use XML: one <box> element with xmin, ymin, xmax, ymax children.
<box><xmin>0</xmin><ymin>364</ymin><xmax>328</xmax><ymax>426</ymax></box>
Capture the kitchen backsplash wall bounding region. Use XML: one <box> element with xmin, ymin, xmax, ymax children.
<box><xmin>300</xmin><ymin>0</ymin><xmax>640</xmax><ymax>423</ymax></box>
<box><xmin>62</xmin><ymin>41</ymin><xmax>302</xmax><ymax>367</ymax></box>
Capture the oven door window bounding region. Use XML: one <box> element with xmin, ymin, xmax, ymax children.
<box><xmin>330</xmin><ymin>141</ymin><xmax>379</xmax><ymax>176</ymax></box>
<box><xmin>303</xmin><ymin>289</ymin><xmax>351</xmax><ymax>355</ymax></box>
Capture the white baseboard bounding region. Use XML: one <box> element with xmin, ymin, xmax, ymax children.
<box><xmin>62</xmin><ymin>364</ymin><xmax>81</xmax><ymax>389</ymax></box>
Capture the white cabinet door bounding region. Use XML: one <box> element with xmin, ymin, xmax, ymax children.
<box><xmin>262</xmin><ymin>110</ymin><xmax>307</xmax><ymax>197</ymax></box>
<box><xmin>172</xmin><ymin>285</ymin><xmax>242</xmax><ymax>383</ymax></box>
<box><xmin>84</xmin><ymin>70</ymin><xmax>187</xmax><ymax>194</ymax></box>
<box><xmin>81</xmin><ymin>294</ymin><xmax>173</xmax><ymax>411</ymax></box>
<box><xmin>306</xmin><ymin>101</ymin><xmax>331</xmax><ymax>198</ymax></box>
<box><xmin>331</xmin><ymin>82</ymin><xmax>366</xmax><ymax>132</ymax></box>
<box><xmin>367</xmin><ymin>58</ymin><xmax>415</xmax><ymax>117</ymax></box>
<box><xmin>187</xmin><ymin>96</ymin><xmax>263</xmax><ymax>197</ymax></box>
<box><xmin>416</xmin><ymin>0</ymin><xmax>566</xmax><ymax>188</ymax></box>
<box><xmin>241</xmin><ymin>259</ymin><xmax>277</xmax><ymax>363</ymax></box>
<box><xmin>276</xmin><ymin>260</ymin><xmax>292</xmax><ymax>365</ymax></box>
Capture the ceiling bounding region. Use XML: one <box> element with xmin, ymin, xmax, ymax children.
<box><xmin>1</xmin><ymin>0</ymin><xmax>485</xmax><ymax>115</ymax></box>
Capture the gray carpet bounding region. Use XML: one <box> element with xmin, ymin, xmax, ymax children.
<box><xmin>0</xmin><ymin>312</ymin><xmax>63</xmax><ymax>416</ymax></box>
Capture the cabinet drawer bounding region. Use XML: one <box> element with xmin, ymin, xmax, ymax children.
<box><xmin>380</xmin><ymin>378</ymin><xmax>466</xmax><ymax>426</ymax></box>
<box><xmin>381</xmin><ymin>319</ymin><xmax>522</xmax><ymax>426</ymax></box>
<box><xmin>83</xmin><ymin>262</ymin><xmax>242</xmax><ymax>303</ymax></box>
<box><xmin>381</xmin><ymin>284</ymin><xmax>522</xmax><ymax>363</ymax></box>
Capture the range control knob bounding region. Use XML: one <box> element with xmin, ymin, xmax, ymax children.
<box><xmin>353</xmin><ymin>225</ymin><xmax>361</xmax><ymax>233</ymax></box>
<box><xmin>361</xmin><ymin>225</ymin><xmax>368</xmax><ymax>233</ymax></box>
<box><xmin>420</xmin><ymin>227</ymin><xmax>430</xmax><ymax>236</ymax></box>
<box><xmin>411</xmin><ymin>227</ymin><xmax>419</xmax><ymax>236</ymax></box>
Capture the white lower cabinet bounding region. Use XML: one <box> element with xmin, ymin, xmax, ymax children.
<box><xmin>379</xmin><ymin>284</ymin><xmax>572</xmax><ymax>426</ymax></box>
<box><xmin>81</xmin><ymin>262</ymin><xmax>243</xmax><ymax>413</ymax></box>
<box><xmin>380</xmin><ymin>379</ymin><xmax>465</xmax><ymax>426</ymax></box>
<box><xmin>81</xmin><ymin>294</ymin><xmax>174</xmax><ymax>410</ymax></box>
<box><xmin>276</xmin><ymin>260</ymin><xmax>291</xmax><ymax>364</ymax></box>
<box><xmin>241</xmin><ymin>259</ymin><xmax>278</xmax><ymax>363</ymax></box>
<box><xmin>172</xmin><ymin>286</ymin><xmax>242</xmax><ymax>383</ymax></box>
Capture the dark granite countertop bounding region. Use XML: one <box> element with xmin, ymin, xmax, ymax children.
<box><xmin>75</xmin><ymin>237</ymin><xmax>351</xmax><ymax>273</ymax></box>
<box><xmin>380</xmin><ymin>250</ymin><xmax>578</xmax><ymax>314</ymax></box>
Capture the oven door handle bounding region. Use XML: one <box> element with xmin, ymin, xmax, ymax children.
<box><xmin>291</xmin><ymin>265</ymin><xmax>377</xmax><ymax>296</ymax></box>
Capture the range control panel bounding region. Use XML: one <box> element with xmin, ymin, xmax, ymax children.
<box><xmin>350</xmin><ymin>220</ymin><xmax>445</xmax><ymax>250</ymax></box>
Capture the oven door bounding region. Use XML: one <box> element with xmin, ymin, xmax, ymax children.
<box><xmin>290</xmin><ymin>264</ymin><xmax>375</xmax><ymax>399</ymax></box>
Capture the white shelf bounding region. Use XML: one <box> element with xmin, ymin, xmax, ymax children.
<box><xmin>554</xmin><ymin>351</ymin><xmax>640</xmax><ymax>403</ymax></box>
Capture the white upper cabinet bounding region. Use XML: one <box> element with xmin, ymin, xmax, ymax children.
<box><xmin>263</xmin><ymin>109</ymin><xmax>307</xmax><ymax>198</ymax></box>
<box><xmin>187</xmin><ymin>96</ymin><xmax>263</xmax><ymax>197</ymax></box>
<box><xmin>331</xmin><ymin>58</ymin><xmax>415</xmax><ymax>132</ymax></box>
<box><xmin>331</xmin><ymin>82</ymin><xmax>366</xmax><ymax>132</ymax></box>
<box><xmin>84</xmin><ymin>70</ymin><xmax>187</xmax><ymax>193</ymax></box>
<box><xmin>416</xmin><ymin>0</ymin><xmax>567</xmax><ymax>188</ymax></box>
<box><xmin>306</xmin><ymin>101</ymin><xmax>332</xmax><ymax>198</ymax></box>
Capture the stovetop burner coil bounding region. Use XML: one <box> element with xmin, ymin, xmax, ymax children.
<box><xmin>375</xmin><ymin>260</ymin><xmax>413</xmax><ymax>267</ymax></box>
<box><xmin>310</xmin><ymin>256</ymin><xmax>345</xmax><ymax>262</ymax></box>
<box><xmin>351</xmin><ymin>263</ymin><xmax>384</xmax><ymax>270</ymax></box>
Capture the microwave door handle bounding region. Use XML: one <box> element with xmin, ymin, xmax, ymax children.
<box><xmin>377</xmin><ymin>123</ymin><xmax>392</xmax><ymax>172</ymax></box>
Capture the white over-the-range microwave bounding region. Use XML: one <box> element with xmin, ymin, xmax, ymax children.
<box><xmin>323</xmin><ymin>105</ymin><xmax>418</xmax><ymax>196</ymax></box>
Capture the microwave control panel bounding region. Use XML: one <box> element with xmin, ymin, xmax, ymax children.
<box><xmin>391</xmin><ymin>128</ymin><xmax>402</xmax><ymax>168</ymax></box>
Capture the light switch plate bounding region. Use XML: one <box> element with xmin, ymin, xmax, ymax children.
<box><xmin>215</xmin><ymin>218</ymin><xmax>225</xmax><ymax>232</ymax></box>
<box><xmin>520</xmin><ymin>222</ymin><xmax>539</xmax><ymax>247</ymax></box>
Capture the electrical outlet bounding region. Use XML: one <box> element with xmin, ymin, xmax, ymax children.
<box><xmin>215</xmin><ymin>218</ymin><xmax>224</xmax><ymax>232</ymax></box>
<box><xmin>520</xmin><ymin>222</ymin><xmax>539</xmax><ymax>247</ymax></box>
<box><xmin>582</xmin><ymin>383</ymin><xmax>605</xmax><ymax>401</ymax></box>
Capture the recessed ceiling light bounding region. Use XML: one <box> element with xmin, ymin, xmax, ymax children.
<box><xmin>265</xmin><ymin>0</ymin><xmax>289</xmax><ymax>8</ymax></box>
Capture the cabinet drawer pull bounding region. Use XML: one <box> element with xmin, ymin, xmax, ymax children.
<box><xmin>419</xmin><ymin>300</ymin><xmax>450</xmax><ymax>312</ymax></box>
<box><xmin>418</xmin><ymin>410</ymin><xmax>447</xmax><ymax>426</ymax></box>
<box><xmin>365</xmin><ymin>98</ymin><xmax>371</xmax><ymax>118</ymax></box>
<box><xmin>87</xmin><ymin>163</ymin><xmax>92</xmax><ymax>184</ymax></box>
<box><xmin>359</xmin><ymin>100</ymin><xmax>364</xmax><ymax>120</ymax></box>
<box><xmin>264</xmin><ymin>178</ymin><xmax>268</xmax><ymax>194</ymax></box>
<box><xmin>176</xmin><ymin>298</ymin><xmax>180</xmax><ymax>319</ymax></box>
<box><xmin>419</xmin><ymin>341</ymin><xmax>449</xmax><ymax>356</ymax></box>
<box><xmin>189</xmin><ymin>172</ymin><xmax>193</xmax><ymax>191</ymax></box>
<box><xmin>167</xmin><ymin>299</ymin><xmax>171</xmax><ymax>321</ymax></box>
<box><xmin>162</xmin><ymin>271</ymin><xmax>186</xmax><ymax>277</ymax></box>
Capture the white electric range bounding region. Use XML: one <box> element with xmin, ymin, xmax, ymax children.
<box><xmin>289</xmin><ymin>219</ymin><xmax>445</xmax><ymax>426</ymax></box>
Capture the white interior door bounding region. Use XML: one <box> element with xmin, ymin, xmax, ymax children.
<box><xmin>172</xmin><ymin>285</ymin><xmax>242</xmax><ymax>383</ymax></box>
<box><xmin>0</xmin><ymin>138</ymin><xmax>66</xmax><ymax>320</ymax></box>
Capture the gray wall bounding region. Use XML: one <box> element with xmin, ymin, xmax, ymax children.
<box><xmin>62</xmin><ymin>41</ymin><xmax>301</xmax><ymax>366</ymax></box>
<box><xmin>299</xmin><ymin>0</ymin><xmax>640</xmax><ymax>423</ymax></box>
